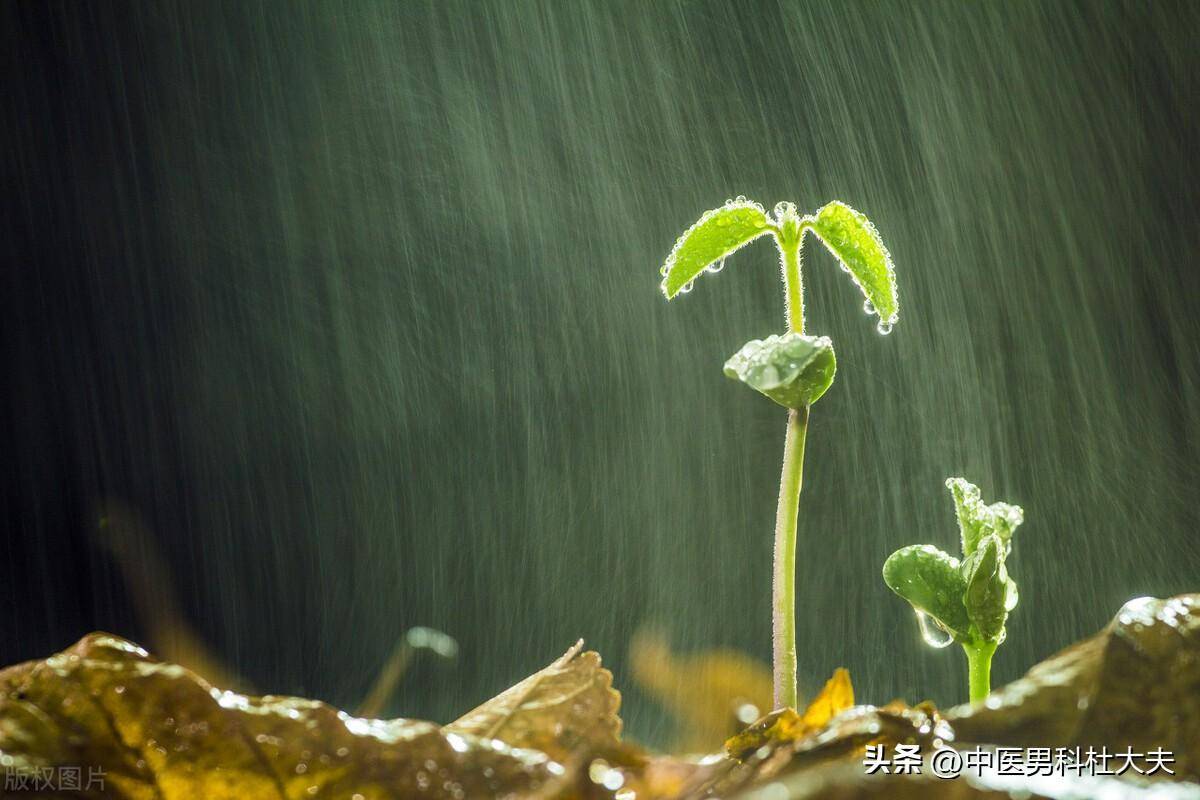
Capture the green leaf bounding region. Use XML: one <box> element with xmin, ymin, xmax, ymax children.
<box><xmin>882</xmin><ymin>544</ymin><xmax>971</xmax><ymax>639</ymax></box>
<box><xmin>962</xmin><ymin>535</ymin><xmax>1009</xmax><ymax>642</ymax></box>
<box><xmin>807</xmin><ymin>201</ymin><xmax>899</xmax><ymax>327</ymax></box>
<box><xmin>660</xmin><ymin>199</ymin><xmax>774</xmax><ymax>299</ymax></box>
<box><xmin>945</xmin><ymin>478</ymin><xmax>1024</xmax><ymax>557</ymax></box>
<box><xmin>723</xmin><ymin>333</ymin><xmax>836</xmax><ymax>410</ymax></box>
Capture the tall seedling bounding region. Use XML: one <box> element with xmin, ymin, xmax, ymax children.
<box><xmin>660</xmin><ymin>198</ymin><xmax>898</xmax><ymax>709</ymax></box>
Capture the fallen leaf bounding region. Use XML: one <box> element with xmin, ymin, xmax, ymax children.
<box><xmin>800</xmin><ymin>668</ymin><xmax>854</xmax><ymax>729</ymax></box>
<box><xmin>445</xmin><ymin>639</ymin><xmax>621</xmax><ymax>762</ymax></box>
<box><xmin>3</xmin><ymin>596</ymin><xmax>1200</xmax><ymax>800</ymax></box>
<box><xmin>0</xmin><ymin>634</ymin><xmax>572</xmax><ymax>799</ymax></box>
<box><xmin>690</xmin><ymin>700</ymin><xmax>951</xmax><ymax>799</ymax></box>
<box><xmin>725</xmin><ymin>668</ymin><xmax>854</xmax><ymax>759</ymax></box>
<box><xmin>947</xmin><ymin>593</ymin><xmax>1200</xmax><ymax>781</ymax></box>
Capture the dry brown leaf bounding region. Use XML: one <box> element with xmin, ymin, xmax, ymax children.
<box><xmin>0</xmin><ymin>634</ymin><xmax>573</xmax><ymax>799</ymax></box>
<box><xmin>693</xmin><ymin>701</ymin><xmax>952</xmax><ymax>799</ymax></box>
<box><xmin>725</xmin><ymin>667</ymin><xmax>855</xmax><ymax>759</ymax></box>
<box><xmin>3</xmin><ymin>596</ymin><xmax>1199</xmax><ymax>800</ymax></box>
<box><xmin>445</xmin><ymin>639</ymin><xmax>622</xmax><ymax>762</ymax></box>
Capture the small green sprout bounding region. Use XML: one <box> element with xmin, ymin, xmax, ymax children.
<box><xmin>883</xmin><ymin>478</ymin><xmax>1024</xmax><ymax>703</ymax></box>
<box><xmin>659</xmin><ymin>197</ymin><xmax>898</xmax><ymax>709</ymax></box>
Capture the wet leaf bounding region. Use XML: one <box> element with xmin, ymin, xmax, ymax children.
<box><xmin>948</xmin><ymin>594</ymin><xmax>1200</xmax><ymax>781</ymax></box>
<box><xmin>807</xmin><ymin>201</ymin><xmax>899</xmax><ymax>326</ymax></box>
<box><xmin>659</xmin><ymin>199</ymin><xmax>774</xmax><ymax>299</ymax></box>
<box><xmin>445</xmin><ymin>639</ymin><xmax>621</xmax><ymax>762</ymax></box>
<box><xmin>961</xmin><ymin>535</ymin><xmax>1008</xmax><ymax>641</ymax></box>
<box><xmin>723</xmin><ymin>333</ymin><xmax>836</xmax><ymax>410</ymax></box>
<box><xmin>701</xmin><ymin>700</ymin><xmax>950</xmax><ymax>799</ymax></box>
<box><xmin>0</xmin><ymin>634</ymin><xmax>583</xmax><ymax>799</ymax></box>
<box><xmin>4</xmin><ymin>597</ymin><xmax>1199</xmax><ymax>799</ymax></box>
<box><xmin>725</xmin><ymin>668</ymin><xmax>854</xmax><ymax>759</ymax></box>
<box><xmin>882</xmin><ymin>544</ymin><xmax>971</xmax><ymax>640</ymax></box>
<box><xmin>945</xmin><ymin>477</ymin><xmax>1023</xmax><ymax>557</ymax></box>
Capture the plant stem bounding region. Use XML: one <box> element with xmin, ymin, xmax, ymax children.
<box><xmin>964</xmin><ymin>640</ymin><xmax>998</xmax><ymax>703</ymax></box>
<box><xmin>771</xmin><ymin>234</ymin><xmax>809</xmax><ymax>710</ymax></box>
<box><xmin>772</xmin><ymin>405</ymin><xmax>808</xmax><ymax>709</ymax></box>
<box><xmin>782</xmin><ymin>235</ymin><xmax>805</xmax><ymax>333</ymax></box>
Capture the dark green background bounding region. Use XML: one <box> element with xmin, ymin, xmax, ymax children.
<box><xmin>4</xmin><ymin>1</ymin><xmax>1198</xmax><ymax>743</ymax></box>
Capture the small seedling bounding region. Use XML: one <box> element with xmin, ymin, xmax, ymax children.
<box><xmin>659</xmin><ymin>197</ymin><xmax>899</xmax><ymax>709</ymax></box>
<box><xmin>883</xmin><ymin>478</ymin><xmax>1024</xmax><ymax>703</ymax></box>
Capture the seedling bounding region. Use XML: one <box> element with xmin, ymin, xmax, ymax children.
<box><xmin>659</xmin><ymin>197</ymin><xmax>899</xmax><ymax>709</ymax></box>
<box><xmin>883</xmin><ymin>478</ymin><xmax>1024</xmax><ymax>703</ymax></box>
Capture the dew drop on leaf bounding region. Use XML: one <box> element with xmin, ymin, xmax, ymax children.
<box><xmin>876</xmin><ymin>319</ymin><xmax>894</xmax><ymax>335</ymax></box>
<box><xmin>863</xmin><ymin>299</ymin><xmax>875</xmax><ymax>315</ymax></box>
<box><xmin>915</xmin><ymin>610</ymin><xmax>955</xmax><ymax>648</ymax></box>
<box><xmin>707</xmin><ymin>258</ymin><xmax>726</xmax><ymax>274</ymax></box>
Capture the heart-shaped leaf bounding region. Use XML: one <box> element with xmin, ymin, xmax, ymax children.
<box><xmin>660</xmin><ymin>199</ymin><xmax>774</xmax><ymax>299</ymax></box>
<box><xmin>882</xmin><ymin>544</ymin><xmax>971</xmax><ymax>639</ymax></box>
<box><xmin>807</xmin><ymin>201</ymin><xmax>899</xmax><ymax>327</ymax></box>
<box><xmin>723</xmin><ymin>333</ymin><xmax>836</xmax><ymax>410</ymax></box>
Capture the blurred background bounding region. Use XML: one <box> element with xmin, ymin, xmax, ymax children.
<box><xmin>3</xmin><ymin>1</ymin><xmax>1198</xmax><ymax>747</ymax></box>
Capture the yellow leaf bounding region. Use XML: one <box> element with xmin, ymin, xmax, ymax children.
<box><xmin>0</xmin><ymin>633</ymin><xmax>610</xmax><ymax>799</ymax></box>
<box><xmin>445</xmin><ymin>639</ymin><xmax>622</xmax><ymax>761</ymax></box>
<box><xmin>724</xmin><ymin>668</ymin><xmax>854</xmax><ymax>759</ymax></box>
<box><xmin>799</xmin><ymin>667</ymin><xmax>854</xmax><ymax>729</ymax></box>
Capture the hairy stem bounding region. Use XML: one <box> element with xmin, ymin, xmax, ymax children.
<box><xmin>772</xmin><ymin>231</ymin><xmax>809</xmax><ymax>709</ymax></box>
<box><xmin>781</xmin><ymin>235</ymin><xmax>805</xmax><ymax>333</ymax></box>
<box><xmin>964</xmin><ymin>639</ymin><xmax>998</xmax><ymax>703</ymax></box>
<box><xmin>772</xmin><ymin>405</ymin><xmax>808</xmax><ymax>709</ymax></box>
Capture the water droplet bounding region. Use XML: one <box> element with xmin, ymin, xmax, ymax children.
<box><xmin>876</xmin><ymin>319</ymin><xmax>894</xmax><ymax>336</ymax></box>
<box><xmin>863</xmin><ymin>299</ymin><xmax>875</xmax><ymax>315</ymax></box>
<box><xmin>707</xmin><ymin>258</ymin><xmax>726</xmax><ymax>274</ymax></box>
<box><xmin>735</xmin><ymin>194</ymin><xmax>747</xmax><ymax>203</ymax></box>
<box><xmin>736</xmin><ymin>703</ymin><xmax>760</xmax><ymax>724</ymax></box>
<box><xmin>679</xmin><ymin>280</ymin><xmax>695</xmax><ymax>294</ymax></box>
<box><xmin>915</xmin><ymin>610</ymin><xmax>954</xmax><ymax>648</ymax></box>
<box><xmin>588</xmin><ymin>759</ymin><xmax>613</xmax><ymax>784</ymax></box>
